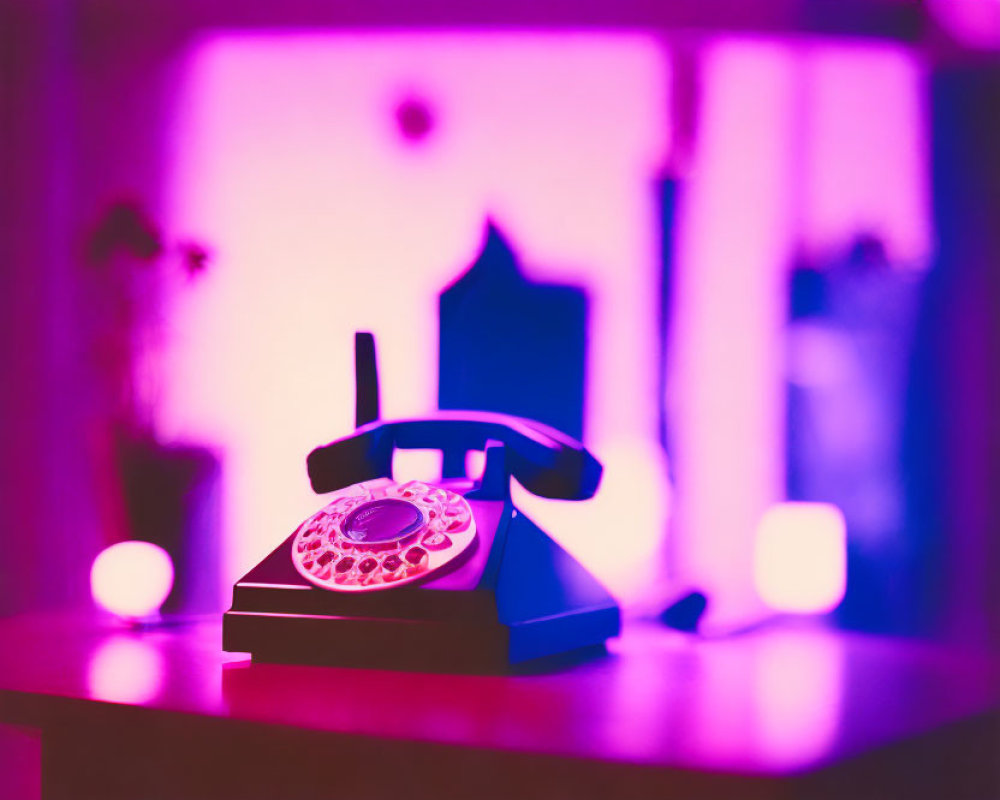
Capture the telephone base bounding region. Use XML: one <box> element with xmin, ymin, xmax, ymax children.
<box><xmin>223</xmin><ymin>506</ymin><xmax>620</xmax><ymax>673</ymax></box>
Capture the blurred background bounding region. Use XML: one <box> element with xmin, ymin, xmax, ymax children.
<box><xmin>2</xmin><ymin>0</ymin><xmax>1000</xmax><ymax>653</ymax></box>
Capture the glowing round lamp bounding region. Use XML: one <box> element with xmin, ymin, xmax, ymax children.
<box><xmin>90</xmin><ymin>541</ymin><xmax>174</xmax><ymax>620</ymax></box>
<box><xmin>754</xmin><ymin>502</ymin><xmax>846</xmax><ymax>614</ymax></box>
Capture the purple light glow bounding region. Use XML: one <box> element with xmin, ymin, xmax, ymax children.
<box><xmin>668</xmin><ymin>39</ymin><xmax>927</xmax><ymax>628</ymax></box>
<box><xmin>928</xmin><ymin>0</ymin><xmax>1000</xmax><ymax>49</ymax></box>
<box><xmin>669</xmin><ymin>40</ymin><xmax>797</xmax><ymax>628</ymax></box>
<box><xmin>162</xmin><ymin>33</ymin><xmax>668</xmax><ymax>604</ymax></box>
<box><xmin>753</xmin><ymin>627</ymin><xmax>844</xmax><ymax>767</ymax></box>
<box><xmin>608</xmin><ymin>622</ymin><xmax>844</xmax><ymax>772</ymax></box>
<box><xmin>160</xmin><ymin>32</ymin><xmax>927</xmax><ymax>614</ymax></box>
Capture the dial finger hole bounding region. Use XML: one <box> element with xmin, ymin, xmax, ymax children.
<box><xmin>356</xmin><ymin>557</ymin><xmax>379</xmax><ymax>584</ymax></box>
<box><xmin>445</xmin><ymin>516</ymin><xmax>470</xmax><ymax>533</ymax></box>
<box><xmin>381</xmin><ymin>554</ymin><xmax>404</xmax><ymax>581</ymax></box>
<box><xmin>334</xmin><ymin>556</ymin><xmax>356</xmax><ymax>583</ymax></box>
<box><xmin>404</xmin><ymin>546</ymin><xmax>428</xmax><ymax>571</ymax></box>
<box><xmin>422</xmin><ymin>532</ymin><xmax>452</xmax><ymax>551</ymax></box>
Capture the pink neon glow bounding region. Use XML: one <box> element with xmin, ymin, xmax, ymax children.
<box><xmin>162</xmin><ymin>33</ymin><xmax>926</xmax><ymax>614</ymax></box>
<box><xmin>392</xmin><ymin>449</ymin><xmax>443</xmax><ymax>485</ymax></box>
<box><xmin>87</xmin><ymin>636</ymin><xmax>165</xmax><ymax>705</ymax></box>
<box><xmin>683</xmin><ymin>627</ymin><xmax>844</xmax><ymax>770</ymax></box>
<box><xmin>928</xmin><ymin>0</ymin><xmax>1000</xmax><ymax>49</ymax></box>
<box><xmin>799</xmin><ymin>44</ymin><xmax>930</xmax><ymax>266</ymax></box>
<box><xmin>162</xmin><ymin>33</ymin><xmax>668</xmax><ymax>603</ymax></box>
<box><xmin>669</xmin><ymin>39</ymin><xmax>927</xmax><ymax>628</ymax></box>
<box><xmin>608</xmin><ymin>622</ymin><xmax>843</xmax><ymax>772</ymax></box>
<box><xmin>90</xmin><ymin>541</ymin><xmax>174</xmax><ymax>619</ymax></box>
<box><xmin>754</xmin><ymin>502</ymin><xmax>847</xmax><ymax>613</ymax></box>
<box><xmin>464</xmin><ymin>449</ymin><xmax>486</xmax><ymax>481</ymax></box>
<box><xmin>669</xmin><ymin>41</ymin><xmax>796</xmax><ymax>628</ymax></box>
<box><xmin>753</xmin><ymin>627</ymin><xmax>844</xmax><ymax>767</ymax></box>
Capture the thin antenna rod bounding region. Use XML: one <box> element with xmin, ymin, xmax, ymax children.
<box><xmin>355</xmin><ymin>332</ymin><xmax>380</xmax><ymax>428</ymax></box>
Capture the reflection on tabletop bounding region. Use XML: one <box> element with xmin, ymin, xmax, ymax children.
<box><xmin>0</xmin><ymin>612</ymin><xmax>996</xmax><ymax>777</ymax></box>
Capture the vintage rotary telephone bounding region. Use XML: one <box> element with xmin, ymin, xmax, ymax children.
<box><xmin>223</xmin><ymin>333</ymin><xmax>619</xmax><ymax>671</ymax></box>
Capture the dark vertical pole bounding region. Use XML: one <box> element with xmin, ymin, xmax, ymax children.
<box><xmin>355</xmin><ymin>332</ymin><xmax>380</xmax><ymax>428</ymax></box>
<box><xmin>905</xmin><ymin>65</ymin><xmax>1000</xmax><ymax>648</ymax></box>
<box><xmin>656</xmin><ymin>175</ymin><xmax>679</xmax><ymax>453</ymax></box>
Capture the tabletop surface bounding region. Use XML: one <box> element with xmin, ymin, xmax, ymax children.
<box><xmin>0</xmin><ymin>611</ymin><xmax>997</xmax><ymax>777</ymax></box>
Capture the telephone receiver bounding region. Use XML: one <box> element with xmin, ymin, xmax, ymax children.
<box><xmin>306</xmin><ymin>333</ymin><xmax>602</xmax><ymax>502</ymax></box>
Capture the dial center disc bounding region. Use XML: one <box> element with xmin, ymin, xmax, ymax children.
<box><xmin>342</xmin><ymin>498</ymin><xmax>424</xmax><ymax>544</ymax></box>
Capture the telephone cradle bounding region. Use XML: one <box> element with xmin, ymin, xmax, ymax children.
<box><xmin>223</xmin><ymin>333</ymin><xmax>620</xmax><ymax>672</ymax></box>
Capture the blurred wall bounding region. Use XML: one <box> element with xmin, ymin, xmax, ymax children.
<box><xmin>0</xmin><ymin>1</ymin><xmax>184</xmax><ymax>614</ymax></box>
<box><xmin>1</xmin><ymin>2</ymin><xmax>81</xmax><ymax>614</ymax></box>
<box><xmin>919</xmin><ymin>64</ymin><xmax>1000</xmax><ymax>647</ymax></box>
<box><xmin>7</xmin><ymin>0</ymin><xmax>998</xmax><ymax>648</ymax></box>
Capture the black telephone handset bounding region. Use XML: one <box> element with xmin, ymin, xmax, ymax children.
<box><xmin>307</xmin><ymin>411</ymin><xmax>601</xmax><ymax>501</ymax></box>
<box><xmin>306</xmin><ymin>334</ymin><xmax>601</xmax><ymax>502</ymax></box>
